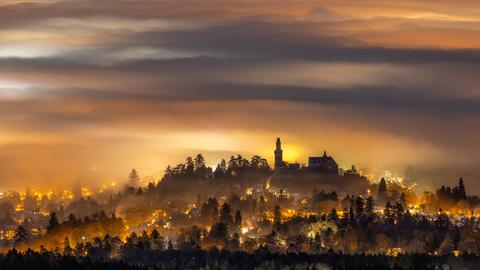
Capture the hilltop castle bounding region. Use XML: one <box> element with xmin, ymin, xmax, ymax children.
<box><xmin>274</xmin><ymin>137</ymin><xmax>339</xmax><ymax>174</ymax></box>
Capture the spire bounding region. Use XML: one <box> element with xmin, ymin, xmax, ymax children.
<box><xmin>274</xmin><ymin>137</ymin><xmax>284</xmax><ymax>169</ymax></box>
<box><xmin>323</xmin><ymin>150</ymin><xmax>327</xmax><ymax>157</ymax></box>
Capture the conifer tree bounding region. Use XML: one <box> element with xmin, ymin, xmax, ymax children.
<box><xmin>13</xmin><ymin>225</ymin><xmax>28</xmax><ymax>244</ymax></box>
<box><xmin>219</xmin><ymin>203</ymin><xmax>233</xmax><ymax>226</ymax></box>
<box><xmin>355</xmin><ymin>196</ymin><xmax>365</xmax><ymax>217</ymax></box>
<box><xmin>47</xmin><ymin>212</ymin><xmax>60</xmax><ymax>232</ymax></box>
<box><xmin>378</xmin><ymin>178</ymin><xmax>388</xmax><ymax>203</ymax></box>
<box><xmin>365</xmin><ymin>196</ymin><xmax>375</xmax><ymax>215</ymax></box>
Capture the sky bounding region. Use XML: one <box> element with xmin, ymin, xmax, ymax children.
<box><xmin>0</xmin><ymin>0</ymin><xmax>480</xmax><ymax>192</ymax></box>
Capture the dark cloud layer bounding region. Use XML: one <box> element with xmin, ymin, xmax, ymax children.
<box><xmin>133</xmin><ymin>21</ymin><xmax>480</xmax><ymax>63</ymax></box>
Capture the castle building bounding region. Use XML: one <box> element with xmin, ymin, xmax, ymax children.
<box><xmin>274</xmin><ymin>138</ymin><xmax>338</xmax><ymax>175</ymax></box>
<box><xmin>308</xmin><ymin>151</ymin><xmax>339</xmax><ymax>174</ymax></box>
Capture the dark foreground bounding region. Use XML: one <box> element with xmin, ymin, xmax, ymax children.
<box><xmin>1</xmin><ymin>249</ymin><xmax>479</xmax><ymax>270</ymax></box>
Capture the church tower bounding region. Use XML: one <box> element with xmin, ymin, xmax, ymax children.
<box><xmin>274</xmin><ymin>137</ymin><xmax>284</xmax><ymax>169</ymax></box>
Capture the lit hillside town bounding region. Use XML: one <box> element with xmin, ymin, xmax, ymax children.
<box><xmin>0</xmin><ymin>138</ymin><xmax>479</xmax><ymax>269</ymax></box>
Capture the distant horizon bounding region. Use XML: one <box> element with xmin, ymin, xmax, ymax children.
<box><xmin>0</xmin><ymin>136</ymin><xmax>473</xmax><ymax>199</ymax></box>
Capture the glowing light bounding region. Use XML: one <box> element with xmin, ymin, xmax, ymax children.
<box><xmin>163</xmin><ymin>222</ymin><xmax>172</xmax><ymax>229</ymax></box>
<box><xmin>383</xmin><ymin>170</ymin><xmax>404</xmax><ymax>184</ymax></box>
<box><xmin>265</xmin><ymin>178</ymin><xmax>271</xmax><ymax>190</ymax></box>
<box><xmin>5</xmin><ymin>230</ymin><xmax>15</xmax><ymax>240</ymax></box>
<box><xmin>388</xmin><ymin>247</ymin><xmax>402</xmax><ymax>257</ymax></box>
<box><xmin>282</xmin><ymin>144</ymin><xmax>302</xmax><ymax>162</ymax></box>
<box><xmin>81</xmin><ymin>187</ymin><xmax>92</xmax><ymax>197</ymax></box>
<box><xmin>62</xmin><ymin>189</ymin><xmax>74</xmax><ymax>201</ymax></box>
<box><xmin>183</xmin><ymin>204</ymin><xmax>196</xmax><ymax>215</ymax></box>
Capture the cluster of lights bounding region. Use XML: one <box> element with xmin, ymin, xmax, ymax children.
<box><xmin>99</xmin><ymin>182</ymin><xmax>117</xmax><ymax>193</ymax></box>
<box><xmin>81</xmin><ymin>187</ymin><xmax>92</xmax><ymax>198</ymax></box>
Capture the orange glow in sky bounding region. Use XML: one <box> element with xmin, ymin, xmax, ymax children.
<box><xmin>0</xmin><ymin>0</ymin><xmax>479</xmax><ymax>192</ymax></box>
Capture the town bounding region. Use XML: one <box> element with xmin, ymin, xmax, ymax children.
<box><xmin>0</xmin><ymin>138</ymin><xmax>478</xmax><ymax>269</ymax></box>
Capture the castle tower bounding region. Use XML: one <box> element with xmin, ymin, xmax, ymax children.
<box><xmin>274</xmin><ymin>137</ymin><xmax>284</xmax><ymax>169</ymax></box>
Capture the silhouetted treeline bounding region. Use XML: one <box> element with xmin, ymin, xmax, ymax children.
<box><xmin>436</xmin><ymin>178</ymin><xmax>467</xmax><ymax>203</ymax></box>
<box><xmin>163</xmin><ymin>154</ymin><xmax>271</xmax><ymax>181</ymax></box>
<box><xmin>1</xmin><ymin>249</ymin><xmax>479</xmax><ymax>270</ymax></box>
<box><xmin>154</xmin><ymin>154</ymin><xmax>272</xmax><ymax>197</ymax></box>
<box><xmin>9</xmin><ymin>211</ymin><xmax>124</xmax><ymax>252</ymax></box>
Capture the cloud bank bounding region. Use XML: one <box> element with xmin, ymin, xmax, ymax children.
<box><xmin>1</xmin><ymin>0</ymin><xmax>480</xmax><ymax>192</ymax></box>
